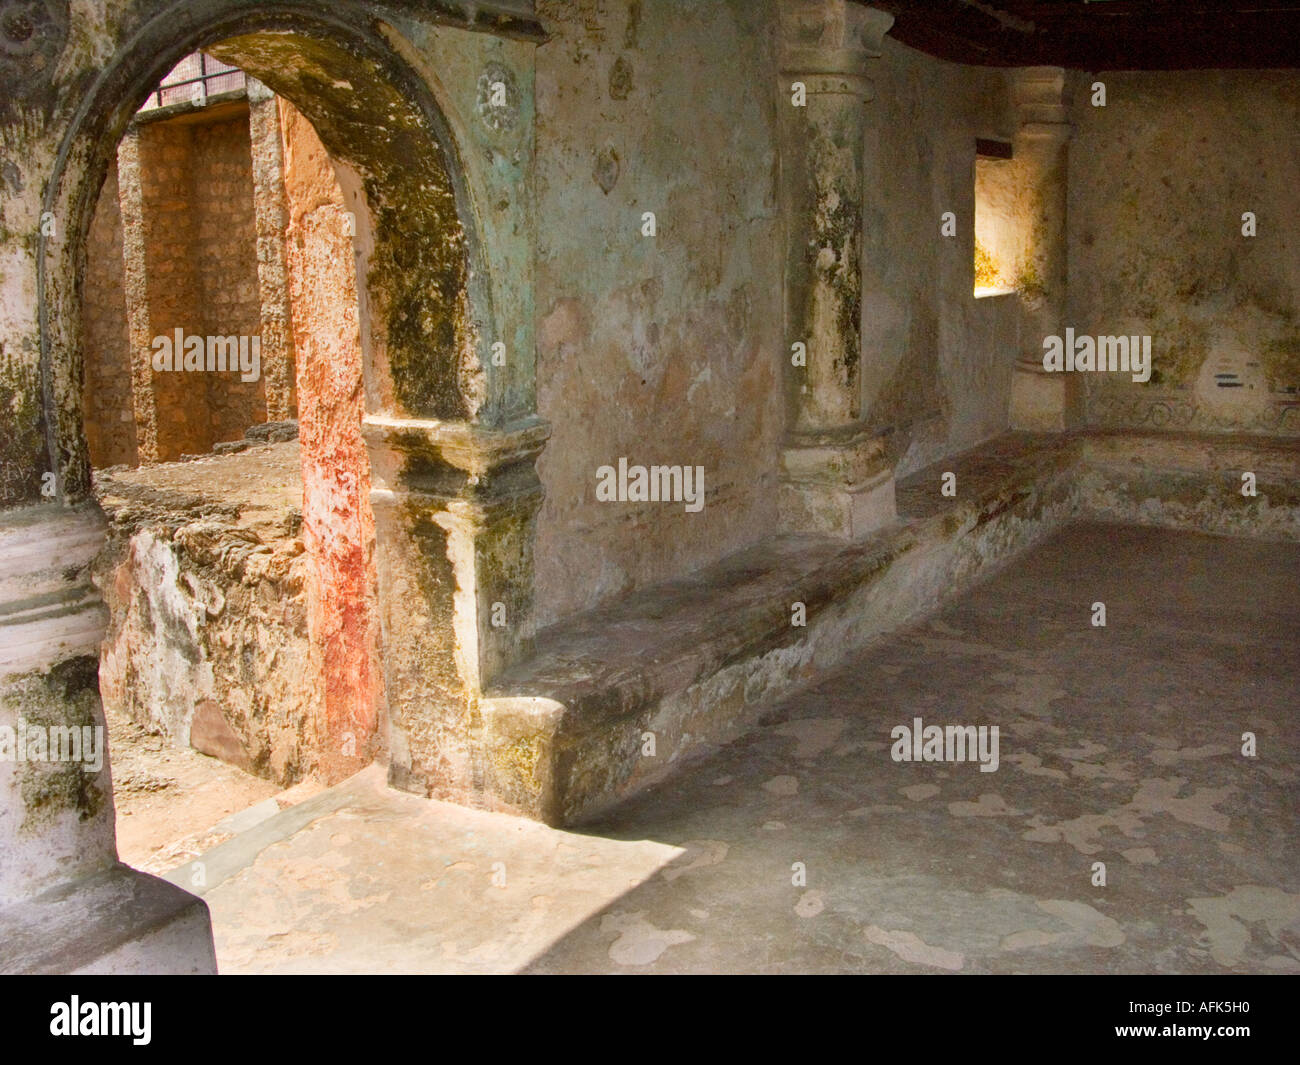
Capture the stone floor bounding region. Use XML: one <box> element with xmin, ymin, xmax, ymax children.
<box><xmin>174</xmin><ymin>522</ymin><xmax>1300</xmax><ymax>974</ymax></box>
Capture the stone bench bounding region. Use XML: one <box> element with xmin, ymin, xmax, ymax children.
<box><xmin>482</xmin><ymin>432</ymin><xmax>1085</xmax><ymax>825</ymax></box>
<box><xmin>1076</xmin><ymin>429</ymin><xmax>1300</xmax><ymax>542</ymax></box>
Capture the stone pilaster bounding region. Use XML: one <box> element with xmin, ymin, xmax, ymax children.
<box><xmin>777</xmin><ymin>0</ymin><xmax>898</xmax><ymax>539</ymax></box>
<box><xmin>1009</xmin><ymin>67</ymin><xmax>1078</xmax><ymax>431</ymax></box>
<box><xmin>0</xmin><ymin>502</ymin><xmax>217</xmax><ymax>971</ymax></box>
<box><xmin>247</xmin><ymin>79</ymin><xmax>297</xmax><ymax>422</ymax></box>
<box><xmin>361</xmin><ymin>415</ymin><xmax>549</xmax><ymax>807</ymax></box>
<box><xmin>115</xmin><ymin>130</ymin><xmax>160</xmax><ymax>463</ymax></box>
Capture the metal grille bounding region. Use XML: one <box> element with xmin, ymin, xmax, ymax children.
<box><xmin>138</xmin><ymin>53</ymin><xmax>246</xmax><ymax>113</ymax></box>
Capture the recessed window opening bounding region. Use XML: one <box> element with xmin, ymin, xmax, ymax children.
<box><xmin>974</xmin><ymin>137</ymin><xmax>1018</xmax><ymax>299</ymax></box>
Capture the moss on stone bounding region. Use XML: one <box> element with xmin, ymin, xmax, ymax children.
<box><xmin>0</xmin><ymin>350</ymin><xmax>48</xmax><ymax>507</ymax></box>
<box><xmin>1014</xmin><ymin>258</ymin><xmax>1043</xmax><ymax>303</ymax></box>
<box><xmin>4</xmin><ymin>656</ymin><xmax>107</xmax><ymax>831</ymax></box>
<box><xmin>974</xmin><ymin>239</ymin><xmax>1002</xmax><ymax>290</ymax></box>
<box><xmin>1261</xmin><ymin>333</ymin><xmax>1300</xmax><ymax>391</ymax></box>
<box><xmin>208</xmin><ymin>29</ymin><xmax>477</xmax><ymax>422</ymax></box>
<box><xmin>494</xmin><ymin>734</ymin><xmax>544</xmax><ymax>794</ymax></box>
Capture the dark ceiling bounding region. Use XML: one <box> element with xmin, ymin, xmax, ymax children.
<box><xmin>866</xmin><ymin>1</ymin><xmax>1300</xmax><ymax>69</ymax></box>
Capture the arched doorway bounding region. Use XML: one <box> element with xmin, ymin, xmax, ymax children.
<box><xmin>1</xmin><ymin>0</ymin><xmax>546</xmax><ymax>970</ymax></box>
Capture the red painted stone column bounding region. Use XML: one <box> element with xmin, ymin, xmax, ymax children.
<box><xmin>279</xmin><ymin>99</ymin><xmax>384</xmax><ymax>783</ymax></box>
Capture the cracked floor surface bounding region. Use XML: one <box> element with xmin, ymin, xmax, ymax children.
<box><xmin>188</xmin><ymin>523</ymin><xmax>1300</xmax><ymax>973</ymax></box>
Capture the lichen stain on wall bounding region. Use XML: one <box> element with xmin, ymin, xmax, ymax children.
<box><xmin>5</xmin><ymin>656</ymin><xmax>107</xmax><ymax>833</ymax></box>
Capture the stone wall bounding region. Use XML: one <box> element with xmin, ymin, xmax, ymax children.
<box><xmin>94</xmin><ymin>443</ymin><xmax>321</xmax><ymax>787</ymax></box>
<box><xmin>190</xmin><ymin>113</ymin><xmax>268</xmax><ymax>443</ymax></box>
<box><xmin>82</xmin><ymin>165</ymin><xmax>137</xmax><ymax>468</ymax></box>
<box><xmin>85</xmin><ymin>103</ymin><xmax>271</xmax><ymax>467</ymax></box>
<box><xmin>1068</xmin><ymin>70</ymin><xmax>1300</xmax><ymax>435</ymax></box>
<box><xmin>134</xmin><ymin>119</ymin><xmax>209</xmax><ymax>461</ymax></box>
<box><xmin>873</xmin><ymin>41</ymin><xmax>1021</xmax><ymax>477</ymax></box>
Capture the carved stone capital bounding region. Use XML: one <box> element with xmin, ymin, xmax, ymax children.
<box><xmin>1015</xmin><ymin>66</ymin><xmax>1072</xmax><ymax>130</ymax></box>
<box><xmin>779</xmin><ymin>0</ymin><xmax>895</xmax><ymax>79</ymax></box>
<box><xmin>362</xmin><ymin>414</ymin><xmax>550</xmax><ymax>515</ymax></box>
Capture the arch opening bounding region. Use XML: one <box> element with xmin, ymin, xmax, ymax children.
<box><xmin>41</xmin><ymin>8</ymin><xmax>507</xmax><ymax>874</ymax></box>
<box><xmin>43</xmin><ymin>8</ymin><xmax>491</xmax><ymax>503</ymax></box>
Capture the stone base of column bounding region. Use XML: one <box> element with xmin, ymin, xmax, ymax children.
<box><xmin>0</xmin><ymin>865</ymin><xmax>217</xmax><ymax>974</ymax></box>
<box><xmin>362</xmin><ymin>415</ymin><xmax>550</xmax><ymax>805</ymax></box>
<box><xmin>0</xmin><ymin>504</ymin><xmax>218</xmax><ymax>972</ymax></box>
<box><xmin>779</xmin><ymin>429</ymin><xmax>897</xmax><ymax>539</ymax></box>
<box><xmin>1010</xmin><ymin>364</ymin><xmax>1073</xmax><ymax>432</ymax></box>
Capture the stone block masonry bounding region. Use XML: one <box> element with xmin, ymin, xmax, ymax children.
<box><xmin>82</xmin><ymin>166</ymin><xmax>137</xmax><ymax>468</ymax></box>
<box><xmin>84</xmin><ymin>98</ymin><xmax>296</xmax><ymax>468</ymax></box>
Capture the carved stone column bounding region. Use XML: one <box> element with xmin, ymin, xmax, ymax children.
<box><xmin>1009</xmin><ymin>67</ymin><xmax>1078</xmax><ymax>431</ymax></box>
<box><xmin>778</xmin><ymin>0</ymin><xmax>897</xmax><ymax>539</ymax></box>
<box><xmin>0</xmin><ymin>504</ymin><xmax>112</xmax><ymax>905</ymax></box>
<box><xmin>0</xmin><ymin>501</ymin><xmax>219</xmax><ymax>971</ymax></box>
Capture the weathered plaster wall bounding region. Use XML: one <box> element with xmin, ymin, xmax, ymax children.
<box><xmin>530</xmin><ymin>0</ymin><xmax>784</xmax><ymax>626</ymax></box>
<box><xmin>1069</xmin><ymin>70</ymin><xmax>1300</xmax><ymax>435</ymax></box>
<box><xmin>82</xmin><ymin>164</ymin><xmax>137</xmax><ymax>468</ymax></box>
<box><xmin>874</xmin><ymin>41</ymin><xmax>1021</xmax><ymax>478</ymax></box>
<box><xmin>279</xmin><ymin>98</ymin><xmax>384</xmax><ymax>781</ymax></box>
<box><xmin>528</xmin><ymin>9</ymin><xmax>1022</xmax><ymax>623</ymax></box>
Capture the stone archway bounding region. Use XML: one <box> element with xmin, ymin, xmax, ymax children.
<box><xmin>0</xmin><ymin>0</ymin><xmax>545</xmax><ymax>969</ymax></box>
